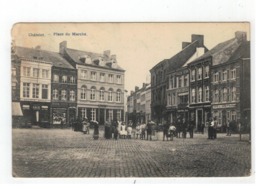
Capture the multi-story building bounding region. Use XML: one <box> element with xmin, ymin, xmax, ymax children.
<box><xmin>50</xmin><ymin>53</ymin><xmax>77</xmax><ymax>127</ymax></box>
<box><xmin>210</xmin><ymin>38</ymin><xmax>250</xmax><ymax>129</ymax></box>
<box><xmin>188</xmin><ymin>31</ymin><xmax>248</xmax><ymax>131</ymax></box>
<box><xmin>14</xmin><ymin>46</ymin><xmax>52</xmax><ymax>126</ymax></box>
<box><xmin>59</xmin><ymin>41</ymin><xmax>125</xmax><ymax>124</ymax></box>
<box><xmin>151</xmin><ymin>34</ymin><xmax>207</xmax><ymax>123</ymax></box>
<box><xmin>127</xmin><ymin>83</ymin><xmax>151</xmax><ymax>125</ymax></box>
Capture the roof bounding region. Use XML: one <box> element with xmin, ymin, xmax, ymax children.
<box><xmin>14</xmin><ymin>46</ymin><xmax>74</xmax><ymax>69</ymax></box>
<box><xmin>190</xmin><ymin>38</ymin><xmax>249</xmax><ymax>66</ymax></box>
<box><xmin>228</xmin><ymin>41</ymin><xmax>250</xmax><ymax>62</ymax></box>
<box><xmin>65</xmin><ymin>48</ymin><xmax>124</xmax><ymax>71</ymax></box>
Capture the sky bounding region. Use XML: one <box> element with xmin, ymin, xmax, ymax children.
<box><xmin>12</xmin><ymin>23</ymin><xmax>250</xmax><ymax>93</ymax></box>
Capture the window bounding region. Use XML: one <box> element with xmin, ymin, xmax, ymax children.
<box><xmin>204</xmin><ymin>66</ymin><xmax>209</xmax><ymax>78</ymax></box>
<box><xmin>191</xmin><ymin>89</ymin><xmax>195</xmax><ymax>103</ymax></box>
<box><xmin>69</xmin><ymin>90</ymin><xmax>75</xmax><ymax>101</ymax></box>
<box><xmin>53</xmin><ymin>89</ymin><xmax>58</xmax><ymax>100</ymax></box>
<box><xmin>62</xmin><ymin>75</ymin><xmax>67</xmax><ymax>83</ymax></box>
<box><xmin>42</xmin><ymin>84</ymin><xmax>48</xmax><ymax>99</ymax></box>
<box><xmin>223</xmin><ymin>88</ymin><xmax>227</xmax><ymax>102</ymax></box>
<box><xmin>91</xmin><ymin>108</ymin><xmax>96</xmax><ymax>121</ymax></box>
<box><xmin>197</xmin><ymin>68</ymin><xmax>202</xmax><ymax>80</ymax></box>
<box><xmin>231</xmin><ymin>69</ymin><xmax>236</xmax><ymax>80</ymax></box>
<box><xmin>23</xmin><ymin>67</ymin><xmax>31</xmax><ymax>77</ymax></box>
<box><xmin>33</xmin><ymin>68</ymin><xmax>40</xmax><ymax>77</ymax></box>
<box><xmin>198</xmin><ymin>87</ymin><xmax>202</xmax><ymax>102</ymax></box>
<box><xmin>90</xmin><ymin>87</ymin><xmax>96</xmax><ymax>100</ymax></box>
<box><xmin>222</xmin><ymin>70</ymin><xmax>227</xmax><ymax>81</ymax></box>
<box><xmin>81</xmin><ymin>86</ymin><xmax>87</xmax><ymax>100</ymax></box>
<box><xmin>81</xmin><ymin>70</ymin><xmax>87</xmax><ymax>79</ymax></box>
<box><xmin>100</xmin><ymin>73</ymin><xmax>105</xmax><ymax>82</ymax></box>
<box><xmin>167</xmin><ymin>93</ymin><xmax>171</xmax><ymax>106</ymax></box>
<box><xmin>191</xmin><ymin>70</ymin><xmax>195</xmax><ymax>81</ymax></box>
<box><xmin>178</xmin><ymin>76</ymin><xmax>182</xmax><ymax>88</ymax></box>
<box><xmin>213</xmin><ymin>72</ymin><xmax>219</xmax><ymax>82</ymax></box>
<box><xmin>169</xmin><ymin>75</ymin><xmax>174</xmax><ymax>89</ymax></box>
<box><xmin>231</xmin><ymin>111</ymin><xmax>237</xmax><ymax>121</ymax></box>
<box><xmin>91</xmin><ymin>72</ymin><xmax>96</xmax><ymax>81</ymax></box>
<box><xmin>42</xmin><ymin>69</ymin><xmax>49</xmax><ymax>79</ymax></box>
<box><xmin>116</xmin><ymin>90</ymin><xmax>121</xmax><ymax>102</ymax></box>
<box><xmin>214</xmin><ymin>90</ymin><xmax>219</xmax><ymax>102</ymax></box>
<box><xmin>179</xmin><ymin>95</ymin><xmax>188</xmax><ymax>104</ymax></box>
<box><xmin>218</xmin><ymin>111</ymin><xmax>222</xmax><ymax>125</ymax></box>
<box><xmin>109</xmin><ymin>74</ymin><xmax>113</xmax><ymax>83</ymax></box>
<box><xmin>22</xmin><ymin>83</ymin><xmax>30</xmax><ymax>98</ymax></box>
<box><xmin>227</xmin><ymin>88</ymin><xmax>230</xmax><ymax>101</ymax></box>
<box><xmin>116</xmin><ymin>75</ymin><xmax>122</xmax><ymax>84</ymax></box>
<box><xmin>12</xmin><ymin>67</ymin><xmax>16</xmax><ymax>77</ymax></box>
<box><xmin>53</xmin><ymin>74</ymin><xmax>59</xmax><ymax>82</ymax></box>
<box><xmin>184</xmin><ymin>75</ymin><xmax>188</xmax><ymax>87</ymax></box>
<box><xmin>61</xmin><ymin>90</ymin><xmax>67</xmax><ymax>100</ymax></box>
<box><xmin>205</xmin><ymin>86</ymin><xmax>209</xmax><ymax>102</ymax></box>
<box><xmin>70</xmin><ymin>76</ymin><xmax>75</xmax><ymax>83</ymax></box>
<box><xmin>100</xmin><ymin>89</ymin><xmax>105</xmax><ymax>101</ymax></box>
<box><xmin>108</xmin><ymin>89</ymin><xmax>113</xmax><ymax>101</ymax></box>
<box><xmin>172</xmin><ymin>93</ymin><xmax>176</xmax><ymax>105</ymax></box>
<box><xmin>117</xmin><ymin>110</ymin><xmax>121</xmax><ymax>121</ymax></box>
<box><xmin>81</xmin><ymin>108</ymin><xmax>87</xmax><ymax>119</ymax></box>
<box><xmin>32</xmin><ymin>84</ymin><xmax>40</xmax><ymax>98</ymax></box>
<box><xmin>108</xmin><ymin>110</ymin><xmax>113</xmax><ymax>122</ymax></box>
<box><xmin>231</xmin><ymin>87</ymin><xmax>236</xmax><ymax>101</ymax></box>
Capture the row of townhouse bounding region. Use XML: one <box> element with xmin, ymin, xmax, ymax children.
<box><xmin>126</xmin><ymin>83</ymin><xmax>151</xmax><ymax>125</ymax></box>
<box><xmin>150</xmin><ymin>31</ymin><xmax>251</xmax><ymax>131</ymax></box>
<box><xmin>12</xmin><ymin>41</ymin><xmax>125</xmax><ymax>127</ymax></box>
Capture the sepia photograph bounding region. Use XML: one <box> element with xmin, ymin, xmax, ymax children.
<box><xmin>11</xmin><ymin>22</ymin><xmax>252</xmax><ymax>178</ymax></box>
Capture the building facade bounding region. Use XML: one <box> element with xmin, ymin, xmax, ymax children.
<box><xmin>15</xmin><ymin>47</ymin><xmax>52</xmax><ymax>126</ymax></box>
<box><xmin>151</xmin><ymin>34</ymin><xmax>207</xmax><ymax>124</ymax></box>
<box><xmin>59</xmin><ymin>41</ymin><xmax>125</xmax><ymax>124</ymax></box>
<box><xmin>188</xmin><ymin>31</ymin><xmax>248</xmax><ymax>131</ymax></box>
<box><xmin>50</xmin><ymin>56</ymin><xmax>77</xmax><ymax>127</ymax></box>
<box><xmin>211</xmin><ymin>40</ymin><xmax>250</xmax><ymax>130</ymax></box>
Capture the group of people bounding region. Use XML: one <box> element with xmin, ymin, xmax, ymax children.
<box><xmin>104</xmin><ymin>120</ymin><xmax>130</xmax><ymax>140</ymax></box>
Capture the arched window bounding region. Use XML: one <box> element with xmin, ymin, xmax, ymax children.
<box><xmin>214</xmin><ymin>90</ymin><xmax>219</xmax><ymax>102</ymax></box>
<box><xmin>53</xmin><ymin>89</ymin><xmax>58</xmax><ymax>100</ymax></box>
<box><xmin>81</xmin><ymin>86</ymin><xmax>87</xmax><ymax>100</ymax></box>
<box><xmin>69</xmin><ymin>90</ymin><xmax>75</xmax><ymax>101</ymax></box>
<box><xmin>61</xmin><ymin>90</ymin><xmax>67</xmax><ymax>100</ymax></box>
<box><xmin>116</xmin><ymin>89</ymin><xmax>121</xmax><ymax>102</ymax></box>
<box><xmin>90</xmin><ymin>86</ymin><xmax>96</xmax><ymax>100</ymax></box>
<box><xmin>108</xmin><ymin>88</ymin><xmax>113</xmax><ymax>102</ymax></box>
<box><xmin>100</xmin><ymin>87</ymin><xmax>105</xmax><ymax>101</ymax></box>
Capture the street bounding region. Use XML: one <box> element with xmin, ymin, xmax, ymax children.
<box><xmin>12</xmin><ymin>128</ymin><xmax>251</xmax><ymax>177</ymax></box>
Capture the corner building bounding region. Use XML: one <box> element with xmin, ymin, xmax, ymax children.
<box><xmin>59</xmin><ymin>41</ymin><xmax>125</xmax><ymax>124</ymax></box>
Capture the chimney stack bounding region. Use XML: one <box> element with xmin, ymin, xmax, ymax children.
<box><xmin>135</xmin><ymin>86</ymin><xmax>139</xmax><ymax>91</ymax></box>
<box><xmin>182</xmin><ymin>42</ymin><xmax>191</xmax><ymax>49</ymax></box>
<box><xmin>235</xmin><ymin>31</ymin><xmax>247</xmax><ymax>42</ymax></box>
<box><xmin>103</xmin><ymin>50</ymin><xmax>111</xmax><ymax>57</ymax></box>
<box><xmin>191</xmin><ymin>34</ymin><xmax>204</xmax><ymax>47</ymax></box>
<box><xmin>59</xmin><ymin>41</ymin><xmax>67</xmax><ymax>55</ymax></box>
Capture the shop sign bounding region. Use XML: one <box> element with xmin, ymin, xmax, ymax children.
<box><xmin>22</xmin><ymin>105</ymin><xmax>30</xmax><ymax>110</ymax></box>
<box><xmin>41</xmin><ymin>106</ymin><xmax>49</xmax><ymax>110</ymax></box>
<box><xmin>213</xmin><ymin>104</ymin><xmax>236</xmax><ymax>109</ymax></box>
<box><xmin>32</xmin><ymin>105</ymin><xmax>40</xmax><ymax>110</ymax></box>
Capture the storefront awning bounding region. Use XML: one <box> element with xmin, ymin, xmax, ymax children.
<box><xmin>12</xmin><ymin>102</ymin><xmax>23</xmax><ymax>116</ymax></box>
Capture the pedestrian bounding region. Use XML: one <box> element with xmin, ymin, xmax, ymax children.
<box><xmin>176</xmin><ymin>117</ymin><xmax>182</xmax><ymax>138</ymax></box>
<box><xmin>146</xmin><ymin>120</ymin><xmax>153</xmax><ymax>141</ymax></box>
<box><xmin>163</xmin><ymin>121</ymin><xmax>169</xmax><ymax>141</ymax></box>
<box><xmin>120</xmin><ymin>122</ymin><xmax>127</xmax><ymax>139</ymax></box>
<box><xmin>213</xmin><ymin>117</ymin><xmax>217</xmax><ymax>139</ymax></box>
<box><xmin>127</xmin><ymin>124</ymin><xmax>132</xmax><ymax>139</ymax></box>
<box><xmin>208</xmin><ymin>117</ymin><xmax>214</xmax><ymax>139</ymax></box>
<box><xmin>182</xmin><ymin>118</ymin><xmax>187</xmax><ymax>138</ymax></box>
<box><xmin>135</xmin><ymin>122</ymin><xmax>141</xmax><ymax>139</ymax></box>
<box><xmin>82</xmin><ymin>118</ymin><xmax>88</xmax><ymax>134</ymax></box>
<box><xmin>93</xmin><ymin>121</ymin><xmax>99</xmax><ymax>140</ymax></box>
<box><xmin>104</xmin><ymin>119</ymin><xmax>111</xmax><ymax>139</ymax></box>
<box><xmin>169</xmin><ymin>122</ymin><xmax>176</xmax><ymax>141</ymax></box>
<box><xmin>201</xmin><ymin>122</ymin><xmax>205</xmax><ymax>134</ymax></box>
<box><xmin>114</xmin><ymin>121</ymin><xmax>119</xmax><ymax>140</ymax></box>
<box><xmin>188</xmin><ymin>120</ymin><xmax>194</xmax><ymax>138</ymax></box>
<box><xmin>226</xmin><ymin>120</ymin><xmax>231</xmax><ymax>136</ymax></box>
<box><xmin>140</xmin><ymin>122</ymin><xmax>146</xmax><ymax>140</ymax></box>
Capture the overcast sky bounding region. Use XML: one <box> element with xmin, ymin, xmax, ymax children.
<box><xmin>12</xmin><ymin>23</ymin><xmax>250</xmax><ymax>93</ymax></box>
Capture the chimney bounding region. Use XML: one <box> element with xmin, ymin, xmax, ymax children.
<box><xmin>235</xmin><ymin>31</ymin><xmax>247</xmax><ymax>42</ymax></box>
<box><xmin>59</xmin><ymin>41</ymin><xmax>67</xmax><ymax>55</ymax></box>
<box><xmin>182</xmin><ymin>42</ymin><xmax>191</xmax><ymax>49</ymax></box>
<box><xmin>135</xmin><ymin>86</ymin><xmax>139</xmax><ymax>91</ymax></box>
<box><xmin>111</xmin><ymin>55</ymin><xmax>117</xmax><ymax>63</ymax></box>
<box><xmin>191</xmin><ymin>34</ymin><xmax>204</xmax><ymax>47</ymax></box>
<box><xmin>103</xmin><ymin>50</ymin><xmax>111</xmax><ymax>57</ymax></box>
<box><xmin>131</xmin><ymin>91</ymin><xmax>134</xmax><ymax>95</ymax></box>
<box><xmin>35</xmin><ymin>45</ymin><xmax>41</xmax><ymax>50</ymax></box>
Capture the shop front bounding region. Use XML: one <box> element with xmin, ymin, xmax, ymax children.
<box><xmin>20</xmin><ymin>101</ymin><xmax>50</xmax><ymax>127</ymax></box>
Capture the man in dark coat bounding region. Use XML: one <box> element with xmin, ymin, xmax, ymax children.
<box><xmin>188</xmin><ymin>120</ymin><xmax>194</xmax><ymax>138</ymax></box>
<box><xmin>146</xmin><ymin>121</ymin><xmax>153</xmax><ymax>141</ymax></box>
<box><xmin>163</xmin><ymin>121</ymin><xmax>169</xmax><ymax>141</ymax></box>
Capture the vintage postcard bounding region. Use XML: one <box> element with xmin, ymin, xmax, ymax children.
<box><xmin>11</xmin><ymin>23</ymin><xmax>251</xmax><ymax>178</ymax></box>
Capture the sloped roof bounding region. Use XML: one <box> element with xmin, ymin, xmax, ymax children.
<box><xmin>228</xmin><ymin>41</ymin><xmax>250</xmax><ymax>62</ymax></box>
<box><xmin>65</xmin><ymin>48</ymin><xmax>124</xmax><ymax>71</ymax></box>
<box><xmin>190</xmin><ymin>38</ymin><xmax>248</xmax><ymax>66</ymax></box>
<box><xmin>14</xmin><ymin>46</ymin><xmax>74</xmax><ymax>69</ymax></box>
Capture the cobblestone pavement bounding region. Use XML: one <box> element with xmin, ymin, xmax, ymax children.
<box><xmin>12</xmin><ymin>128</ymin><xmax>251</xmax><ymax>177</ymax></box>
